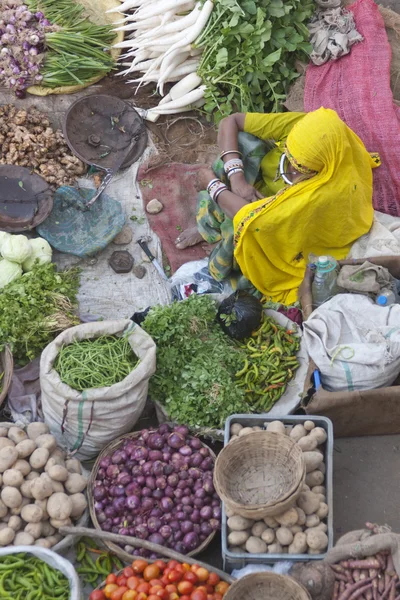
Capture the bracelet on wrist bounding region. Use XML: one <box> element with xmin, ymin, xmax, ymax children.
<box><xmin>224</xmin><ymin>158</ymin><xmax>244</xmax><ymax>173</ymax></box>
<box><xmin>220</xmin><ymin>149</ymin><xmax>243</xmax><ymax>159</ymax></box>
<box><xmin>207</xmin><ymin>178</ymin><xmax>227</xmax><ymax>203</ymax></box>
<box><xmin>227</xmin><ymin>167</ymin><xmax>245</xmax><ymax>179</ymax></box>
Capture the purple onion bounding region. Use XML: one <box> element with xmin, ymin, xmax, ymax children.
<box><xmin>133</xmin><ymin>446</ymin><xmax>148</xmax><ymax>461</ymax></box>
<box><xmin>152</xmin><ymin>461</ymin><xmax>164</xmax><ymax>477</ymax></box>
<box><xmin>141</xmin><ymin>497</ymin><xmax>154</xmax><ymax>512</ymax></box>
<box><xmin>152</xmin><ymin>489</ymin><xmax>164</xmax><ymax>500</ymax></box>
<box><xmin>135</xmin><ymin>524</ymin><xmax>149</xmax><ymax>539</ymax></box>
<box><xmin>200</xmin><ymin>522</ymin><xmax>212</xmax><ymax>536</ymax></box>
<box><xmin>148</xmin><ymin>433</ymin><xmax>164</xmax><ymax>450</ymax></box>
<box><xmin>209</xmin><ymin>518</ymin><xmax>220</xmax><ymax>531</ymax></box>
<box><xmin>183</xmin><ymin>532</ymin><xmax>199</xmax><ymax>551</ymax></box>
<box><xmin>148</xmin><ymin>533</ymin><xmax>164</xmax><ymax>546</ymax></box>
<box><xmin>174</xmin><ymin>425</ymin><xmax>189</xmax><ymax>437</ymax></box>
<box><xmin>190</xmin><ymin>509</ymin><xmax>201</xmax><ymax>524</ymax></box>
<box><xmin>159</xmin><ymin>424</ymin><xmax>171</xmax><ymax>435</ymax></box>
<box><xmin>203</xmin><ymin>479</ymin><xmax>215</xmax><ymax>494</ymax></box>
<box><xmin>200</xmin><ymin>505</ymin><xmax>213</xmax><ymax>520</ymax></box>
<box><xmin>141</xmin><ymin>487</ymin><xmax>152</xmax><ymax>498</ymax></box>
<box><xmin>200</xmin><ymin>457</ymin><xmax>214</xmax><ymax>471</ymax></box>
<box><xmin>160</xmin><ymin>496</ymin><xmax>174</xmax><ymax>513</ymax></box>
<box><xmin>189</xmin><ymin>437</ymin><xmax>202</xmax><ymax>450</ymax></box>
<box><xmin>160</xmin><ymin>525</ymin><xmax>172</xmax><ymax>539</ymax></box>
<box><xmin>199</xmin><ymin>447</ymin><xmax>209</xmax><ymax>457</ymax></box>
<box><xmin>106</xmin><ymin>465</ymin><xmax>119</xmax><ymax>479</ymax></box>
<box><xmin>190</xmin><ymin>453</ymin><xmax>203</xmax><ymax>468</ymax></box>
<box><xmin>93</xmin><ymin>487</ymin><xmax>106</xmax><ymax>501</ymax></box>
<box><xmin>168</xmin><ymin>433</ymin><xmax>185</xmax><ymax>449</ymax></box>
<box><xmin>179</xmin><ymin>445</ymin><xmax>192</xmax><ymax>457</ymax></box>
<box><xmin>148</xmin><ymin>450</ymin><xmax>163</xmax><ymax>461</ymax></box>
<box><xmin>213</xmin><ymin>506</ymin><xmax>222</xmax><ymax>520</ymax></box>
<box><xmin>150</xmin><ymin>508</ymin><xmax>163</xmax><ymax>518</ymax></box>
<box><xmin>126</xmin><ymin>495</ymin><xmax>140</xmax><ymax>510</ymax></box>
<box><xmin>164</xmin><ymin>486</ymin><xmax>175</xmax><ymax>498</ymax></box>
<box><xmin>142</xmin><ymin>461</ymin><xmax>153</xmax><ymax>476</ymax></box>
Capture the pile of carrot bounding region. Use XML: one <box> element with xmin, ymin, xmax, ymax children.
<box><xmin>331</xmin><ymin>553</ymin><xmax>399</xmax><ymax>600</ymax></box>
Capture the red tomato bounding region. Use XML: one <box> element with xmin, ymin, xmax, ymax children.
<box><xmin>168</xmin><ymin>594</ymin><xmax>179</xmax><ymax>600</ymax></box>
<box><xmin>155</xmin><ymin>590</ymin><xmax>168</xmax><ymax>600</ymax></box>
<box><xmin>165</xmin><ymin>584</ymin><xmax>177</xmax><ymax>594</ymax></box>
<box><xmin>132</xmin><ymin>560</ymin><xmax>148</xmax><ymax>574</ymax></box>
<box><xmin>137</xmin><ymin>594</ymin><xmax>149</xmax><ymax>600</ymax></box>
<box><xmin>207</xmin><ymin>574</ymin><xmax>220</xmax><ymax>587</ymax></box>
<box><xmin>168</xmin><ymin>570</ymin><xmax>182</xmax><ymax>583</ymax></box>
<box><xmin>183</xmin><ymin>572</ymin><xmax>198</xmax><ymax>585</ymax></box>
<box><xmin>190</xmin><ymin>564</ymin><xmax>200</xmax><ymax>573</ymax></box>
<box><xmin>137</xmin><ymin>583</ymin><xmax>150</xmax><ymax>594</ymax></box>
<box><xmin>213</xmin><ymin>594</ymin><xmax>223</xmax><ymax>600</ymax></box>
<box><xmin>123</xmin><ymin>567</ymin><xmax>134</xmax><ymax>578</ymax></box>
<box><xmin>122</xmin><ymin>592</ymin><xmax>138</xmax><ymax>600</ymax></box>
<box><xmin>205</xmin><ymin>585</ymin><xmax>214</xmax><ymax>594</ymax></box>
<box><xmin>117</xmin><ymin>576</ymin><xmax>128</xmax><ymax>587</ymax></box>
<box><xmin>154</xmin><ymin>560</ymin><xmax>167</xmax><ymax>572</ymax></box>
<box><xmin>106</xmin><ymin>575</ymin><xmax>118</xmax><ymax>585</ymax></box>
<box><xmin>111</xmin><ymin>587</ymin><xmax>128</xmax><ymax>600</ymax></box>
<box><xmin>181</xmin><ymin>564</ymin><xmax>191</xmax><ymax>573</ymax></box>
<box><xmin>149</xmin><ymin>579</ymin><xmax>164</xmax><ymax>589</ymax></box>
<box><xmin>167</xmin><ymin>560</ymin><xmax>179</xmax><ymax>569</ymax></box>
<box><xmin>177</xmin><ymin>581</ymin><xmax>194</xmax><ymax>595</ymax></box>
<box><xmin>180</xmin><ymin>596</ymin><xmax>191</xmax><ymax>600</ymax></box>
<box><xmin>148</xmin><ymin>596</ymin><xmax>159</xmax><ymax>600</ymax></box>
<box><xmin>127</xmin><ymin>576</ymin><xmax>140</xmax><ymax>590</ymax></box>
<box><xmin>90</xmin><ymin>591</ymin><xmax>106</xmax><ymax>600</ymax></box>
<box><xmin>196</xmin><ymin>569</ymin><xmax>209</xmax><ymax>583</ymax></box>
<box><xmin>144</xmin><ymin>565</ymin><xmax>161</xmax><ymax>582</ymax></box>
<box><xmin>104</xmin><ymin>584</ymin><xmax>118</xmax><ymax>599</ymax></box>
<box><xmin>215</xmin><ymin>582</ymin><xmax>229</xmax><ymax>597</ymax></box>
<box><xmin>190</xmin><ymin>590</ymin><xmax>207</xmax><ymax>600</ymax></box>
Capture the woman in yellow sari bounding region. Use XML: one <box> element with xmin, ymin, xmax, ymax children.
<box><xmin>175</xmin><ymin>108</ymin><xmax>379</xmax><ymax>304</ymax></box>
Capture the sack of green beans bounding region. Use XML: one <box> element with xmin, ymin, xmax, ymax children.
<box><xmin>0</xmin><ymin>546</ymin><xmax>81</xmax><ymax>600</ymax></box>
<box><xmin>40</xmin><ymin>320</ymin><xmax>156</xmax><ymax>461</ymax></box>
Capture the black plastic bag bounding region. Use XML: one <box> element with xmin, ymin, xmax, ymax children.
<box><xmin>130</xmin><ymin>307</ymin><xmax>150</xmax><ymax>326</ymax></box>
<box><xmin>217</xmin><ymin>291</ymin><xmax>263</xmax><ymax>340</ymax></box>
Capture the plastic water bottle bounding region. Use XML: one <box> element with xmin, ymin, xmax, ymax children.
<box><xmin>376</xmin><ymin>289</ymin><xmax>396</xmax><ymax>306</ymax></box>
<box><xmin>312</xmin><ymin>255</ymin><xmax>339</xmax><ymax>309</ymax></box>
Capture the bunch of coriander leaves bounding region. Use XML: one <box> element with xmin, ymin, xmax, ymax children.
<box><xmin>0</xmin><ymin>263</ymin><xmax>80</xmax><ymax>365</ymax></box>
<box><xmin>141</xmin><ymin>294</ymin><xmax>250</xmax><ymax>429</ymax></box>
<box><xmin>195</xmin><ymin>0</ymin><xmax>314</xmax><ymax>122</ymax></box>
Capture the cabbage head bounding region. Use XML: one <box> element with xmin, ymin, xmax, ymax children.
<box><xmin>0</xmin><ymin>231</ymin><xmax>10</xmax><ymax>253</ymax></box>
<box><xmin>1</xmin><ymin>234</ymin><xmax>31</xmax><ymax>264</ymax></box>
<box><xmin>0</xmin><ymin>259</ymin><xmax>22</xmax><ymax>289</ymax></box>
<box><xmin>22</xmin><ymin>237</ymin><xmax>52</xmax><ymax>272</ymax></box>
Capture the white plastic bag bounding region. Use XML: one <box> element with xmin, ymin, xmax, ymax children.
<box><xmin>40</xmin><ymin>320</ymin><xmax>156</xmax><ymax>460</ymax></box>
<box><xmin>303</xmin><ymin>294</ymin><xmax>400</xmax><ymax>391</ymax></box>
<box><xmin>0</xmin><ymin>546</ymin><xmax>81</xmax><ymax>600</ymax></box>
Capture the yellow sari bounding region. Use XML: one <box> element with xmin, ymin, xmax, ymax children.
<box><xmin>233</xmin><ymin>108</ymin><xmax>379</xmax><ymax>304</ymax></box>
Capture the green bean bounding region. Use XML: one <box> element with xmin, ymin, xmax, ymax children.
<box><xmin>0</xmin><ymin>554</ymin><xmax>69</xmax><ymax>600</ymax></box>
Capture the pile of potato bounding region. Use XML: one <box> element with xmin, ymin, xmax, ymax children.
<box><xmin>227</xmin><ymin>420</ymin><xmax>329</xmax><ymax>556</ymax></box>
<box><xmin>0</xmin><ymin>422</ymin><xmax>87</xmax><ymax>548</ymax></box>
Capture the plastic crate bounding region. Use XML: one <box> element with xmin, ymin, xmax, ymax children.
<box><xmin>222</xmin><ymin>414</ymin><xmax>333</xmax><ymax>572</ymax></box>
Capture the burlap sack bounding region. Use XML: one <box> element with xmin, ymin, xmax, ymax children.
<box><xmin>336</xmin><ymin>260</ymin><xmax>393</xmax><ymax>294</ymax></box>
<box><xmin>40</xmin><ymin>320</ymin><xmax>156</xmax><ymax>460</ymax></box>
<box><xmin>325</xmin><ymin>527</ymin><xmax>400</xmax><ymax>577</ymax></box>
<box><xmin>284</xmin><ymin>4</ymin><xmax>400</xmax><ymax>111</ymax></box>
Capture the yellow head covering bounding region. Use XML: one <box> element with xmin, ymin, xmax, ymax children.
<box><xmin>234</xmin><ymin>108</ymin><xmax>377</xmax><ymax>304</ymax></box>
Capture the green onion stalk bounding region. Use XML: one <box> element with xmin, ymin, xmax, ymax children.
<box><xmin>26</xmin><ymin>0</ymin><xmax>116</xmax><ymax>87</ymax></box>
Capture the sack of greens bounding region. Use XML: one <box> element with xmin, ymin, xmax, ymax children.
<box><xmin>40</xmin><ymin>320</ymin><xmax>156</xmax><ymax>460</ymax></box>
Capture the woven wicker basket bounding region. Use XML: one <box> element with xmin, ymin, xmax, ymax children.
<box><xmin>224</xmin><ymin>572</ymin><xmax>311</xmax><ymax>600</ymax></box>
<box><xmin>214</xmin><ymin>431</ymin><xmax>305</xmax><ymax>519</ymax></box>
<box><xmin>0</xmin><ymin>347</ymin><xmax>13</xmax><ymax>409</ymax></box>
<box><xmin>88</xmin><ymin>430</ymin><xmax>217</xmax><ymax>562</ymax></box>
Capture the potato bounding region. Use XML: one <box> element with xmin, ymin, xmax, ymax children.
<box><xmin>0</xmin><ymin>428</ymin><xmax>8</xmax><ymax>438</ymax></box>
<box><xmin>50</xmin><ymin>481</ymin><xmax>64</xmax><ymax>494</ymax></box>
<box><xmin>238</xmin><ymin>427</ymin><xmax>254</xmax><ymax>437</ymax></box>
<box><xmin>0</xmin><ymin>446</ymin><xmax>18</xmax><ymax>473</ymax></box>
<box><xmin>27</xmin><ymin>423</ymin><xmax>49</xmax><ymax>441</ymax></box>
<box><xmin>25</xmin><ymin>522</ymin><xmax>42</xmax><ymax>539</ymax></box>
<box><xmin>50</xmin><ymin>518</ymin><xmax>71</xmax><ymax>529</ymax></box>
<box><xmin>276</xmin><ymin>527</ymin><xmax>294</xmax><ymax>546</ymax></box>
<box><xmin>15</xmin><ymin>440</ymin><xmax>36</xmax><ymax>460</ymax></box>
<box><xmin>230</xmin><ymin>423</ymin><xmax>243</xmax><ymax>436</ymax></box>
<box><xmin>35</xmin><ymin>499</ymin><xmax>48</xmax><ymax>520</ymax></box>
<box><xmin>225</xmin><ymin>506</ymin><xmax>236</xmax><ymax>519</ymax></box>
<box><xmin>8</xmin><ymin>427</ymin><xmax>28</xmax><ymax>445</ymax></box>
<box><xmin>312</xmin><ymin>485</ymin><xmax>326</xmax><ymax>495</ymax></box>
<box><xmin>10</xmin><ymin>497</ymin><xmax>29</xmax><ymax>515</ymax></box>
<box><xmin>30</xmin><ymin>448</ymin><xmax>50</xmax><ymax>470</ymax></box>
<box><xmin>20</xmin><ymin>480</ymin><xmax>33</xmax><ymax>499</ymax></box>
<box><xmin>316</xmin><ymin>522</ymin><xmax>328</xmax><ymax>533</ymax></box>
<box><xmin>46</xmin><ymin>534</ymin><xmax>61</xmax><ymax>546</ymax></box>
<box><xmin>306</xmin><ymin>528</ymin><xmax>328</xmax><ymax>551</ymax></box>
<box><xmin>228</xmin><ymin>515</ymin><xmax>254</xmax><ymax>531</ymax></box>
<box><xmin>303</xmin><ymin>452</ymin><xmax>324</xmax><ymax>473</ymax></box>
<box><xmin>289</xmin><ymin>532</ymin><xmax>308</xmax><ymax>554</ymax></box>
<box><xmin>35</xmin><ymin>434</ymin><xmax>57</xmax><ymax>453</ymax></box>
<box><xmin>303</xmin><ymin>420</ymin><xmax>315</xmax><ymax>431</ymax></box>
<box><xmin>295</xmin><ymin>507</ymin><xmax>306</xmax><ymax>526</ymax></box>
<box><xmin>34</xmin><ymin>538</ymin><xmax>52</xmax><ymax>548</ymax></box>
<box><xmin>21</xmin><ymin>504</ymin><xmax>43</xmax><ymax>523</ymax></box>
<box><xmin>228</xmin><ymin>530</ymin><xmax>250</xmax><ymax>546</ymax></box>
<box><xmin>45</xmin><ymin>457</ymin><xmax>65</xmax><ymax>474</ymax></box>
<box><xmin>228</xmin><ymin>546</ymin><xmax>243</xmax><ymax>554</ymax></box>
<box><xmin>297</xmin><ymin>436</ymin><xmax>318</xmax><ymax>452</ymax></box>
<box><xmin>0</xmin><ymin>527</ymin><xmax>15</xmax><ymax>546</ymax></box>
<box><xmin>14</xmin><ymin>459</ymin><xmax>31</xmax><ymax>477</ymax></box>
<box><xmin>41</xmin><ymin>522</ymin><xmax>55</xmax><ymax>537</ymax></box>
<box><xmin>0</xmin><ymin>438</ymin><xmax>15</xmax><ymax>451</ymax></box>
<box><xmin>291</xmin><ymin>525</ymin><xmax>303</xmax><ymax>534</ymax></box>
<box><xmin>47</xmin><ymin>493</ymin><xmax>72</xmax><ymax>521</ymax></box>
<box><xmin>69</xmin><ymin>493</ymin><xmax>87</xmax><ymax>519</ymax></box>
<box><xmin>302</xmin><ymin>484</ymin><xmax>310</xmax><ymax>492</ymax></box>
<box><xmin>0</xmin><ymin>523</ymin><xmax>8</xmax><ymax>531</ymax></box>
<box><xmin>14</xmin><ymin>532</ymin><xmax>34</xmax><ymax>545</ymax></box>
<box><xmin>48</xmin><ymin>465</ymin><xmax>69</xmax><ymax>482</ymax></box>
<box><xmin>263</xmin><ymin>516</ymin><xmax>279</xmax><ymax>528</ymax></box>
<box><xmin>310</xmin><ymin>427</ymin><xmax>327</xmax><ymax>445</ymax></box>
<box><xmin>319</xmin><ymin>462</ymin><xmax>326</xmax><ymax>475</ymax></box>
<box><xmin>26</xmin><ymin>471</ymin><xmax>40</xmax><ymax>481</ymax></box>
<box><xmin>275</xmin><ymin>507</ymin><xmax>298</xmax><ymax>527</ymax></box>
<box><xmin>3</xmin><ymin>469</ymin><xmax>23</xmax><ymax>488</ymax></box>
<box><xmin>229</xmin><ymin>435</ymin><xmax>238</xmax><ymax>443</ymax></box>
<box><xmin>297</xmin><ymin>491</ymin><xmax>321</xmax><ymax>515</ymax></box>
<box><xmin>8</xmin><ymin>515</ymin><xmax>22</xmax><ymax>531</ymax></box>
<box><xmin>246</xmin><ymin>536</ymin><xmax>267</xmax><ymax>554</ymax></box>
<box><xmin>253</xmin><ymin>426</ymin><xmax>262</xmax><ymax>431</ymax></box>
<box><xmin>306</xmin><ymin>514</ymin><xmax>320</xmax><ymax>528</ymax></box>
<box><xmin>50</xmin><ymin>448</ymin><xmax>66</xmax><ymax>460</ymax></box>
<box><xmin>1</xmin><ymin>486</ymin><xmax>22</xmax><ymax>508</ymax></box>
<box><xmin>317</xmin><ymin>502</ymin><xmax>329</xmax><ymax>519</ymax></box>
<box><xmin>268</xmin><ymin>543</ymin><xmax>283</xmax><ymax>554</ymax></box>
<box><xmin>266</xmin><ymin>421</ymin><xmax>286</xmax><ymax>435</ymax></box>
<box><xmin>251</xmin><ymin>521</ymin><xmax>267</xmax><ymax>538</ymax></box>
<box><xmin>305</xmin><ymin>470</ymin><xmax>324</xmax><ymax>487</ymax></box>
<box><xmin>30</xmin><ymin>478</ymin><xmax>53</xmax><ymax>501</ymax></box>
<box><xmin>289</xmin><ymin>424</ymin><xmax>307</xmax><ymax>442</ymax></box>
<box><xmin>65</xmin><ymin>459</ymin><xmax>82</xmax><ymax>475</ymax></box>
<box><xmin>64</xmin><ymin>473</ymin><xmax>87</xmax><ymax>494</ymax></box>
<box><xmin>260</xmin><ymin>528</ymin><xmax>274</xmax><ymax>544</ymax></box>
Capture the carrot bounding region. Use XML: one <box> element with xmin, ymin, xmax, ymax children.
<box><xmin>387</xmin><ymin>555</ymin><xmax>396</xmax><ymax>576</ymax></box>
<box><xmin>365</xmin><ymin>587</ymin><xmax>373</xmax><ymax>600</ymax></box>
<box><xmin>353</xmin><ymin>569</ymin><xmax>361</xmax><ymax>582</ymax></box>
<box><xmin>333</xmin><ymin>581</ymin><xmax>340</xmax><ymax>600</ymax></box>
<box><xmin>332</xmin><ymin>565</ymin><xmax>348</xmax><ymax>574</ymax></box>
<box><xmin>377</xmin><ymin>553</ymin><xmax>387</xmax><ymax>570</ymax></box>
<box><xmin>338</xmin><ymin>578</ymin><xmax>372</xmax><ymax>600</ymax></box>
<box><xmin>379</xmin><ymin>576</ymin><xmax>385</xmax><ymax>593</ymax></box>
<box><xmin>382</xmin><ymin>580</ymin><xmax>396</xmax><ymax>600</ymax></box>
<box><xmin>390</xmin><ymin>580</ymin><xmax>396</xmax><ymax>600</ymax></box>
<box><xmin>349</xmin><ymin>583</ymin><xmax>373</xmax><ymax>600</ymax></box>
<box><xmin>348</xmin><ymin>559</ymin><xmax>381</xmax><ymax>570</ymax></box>
<box><xmin>335</xmin><ymin>572</ymin><xmax>349</xmax><ymax>583</ymax></box>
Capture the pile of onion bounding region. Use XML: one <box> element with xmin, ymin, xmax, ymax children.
<box><xmin>93</xmin><ymin>424</ymin><xmax>221</xmax><ymax>557</ymax></box>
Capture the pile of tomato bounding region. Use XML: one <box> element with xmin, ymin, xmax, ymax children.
<box><xmin>89</xmin><ymin>559</ymin><xmax>230</xmax><ymax>600</ymax></box>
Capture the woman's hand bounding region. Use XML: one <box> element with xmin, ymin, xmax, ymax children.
<box><xmin>230</xmin><ymin>173</ymin><xmax>264</xmax><ymax>202</ymax></box>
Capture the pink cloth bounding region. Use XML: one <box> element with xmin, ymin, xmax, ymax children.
<box><xmin>305</xmin><ymin>0</ymin><xmax>400</xmax><ymax>216</ymax></box>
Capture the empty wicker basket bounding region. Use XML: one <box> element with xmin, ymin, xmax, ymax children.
<box><xmin>214</xmin><ymin>431</ymin><xmax>305</xmax><ymax>519</ymax></box>
<box><xmin>224</xmin><ymin>572</ymin><xmax>311</xmax><ymax>600</ymax></box>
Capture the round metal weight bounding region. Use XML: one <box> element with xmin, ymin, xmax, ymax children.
<box><xmin>109</xmin><ymin>251</ymin><xmax>134</xmax><ymax>273</ymax></box>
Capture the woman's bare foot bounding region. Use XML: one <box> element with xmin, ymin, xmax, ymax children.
<box><xmin>175</xmin><ymin>227</ymin><xmax>204</xmax><ymax>250</ymax></box>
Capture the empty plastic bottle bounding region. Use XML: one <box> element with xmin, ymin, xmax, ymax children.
<box><xmin>376</xmin><ymin>289</ymin><xmax>396</xmax><ymax>306</ymax></box>
<box><xmin>312</xmin><ymin>255</ymin><xmax>339</xmax><ymax>309</ymax></box>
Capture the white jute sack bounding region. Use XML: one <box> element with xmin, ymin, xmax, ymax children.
<box><xmin>40</xmin><ymin>319</ymin><xmax>156</xmax><ymax>461</ymax></box>
<box><xmin>0</xmin><ymin>546</ymin><xmax>81</xmax><ymax>599</ymax></box>
<box><xmin>303</xmin><ymin>294</ymin><xmax>400</xmax><ymax>392</ymax></box>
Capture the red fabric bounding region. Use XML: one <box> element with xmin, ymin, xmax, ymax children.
<box><xmin>138</xmin><ymin>163</ymin><xmax>208</xmax><ymax>273</ymax></box>
<box><xmin>304</xmin><ymin>0</ymin><xmax>400</xmax><ymax>216</ymax></box>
